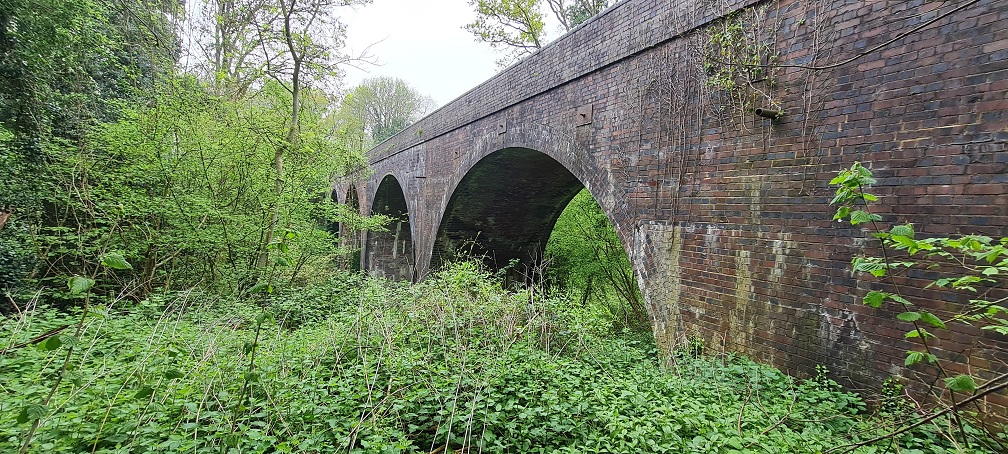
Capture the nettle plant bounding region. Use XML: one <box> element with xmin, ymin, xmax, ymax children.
<box><xmin>830</xmin><ymin>162</ymin><xmax>1008</xmax><ymax>400</ymax></box>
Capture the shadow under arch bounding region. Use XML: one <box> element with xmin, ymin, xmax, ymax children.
<box><xmin>365</xmin><ymin>174</ymin><xmax>415</xmax><ymax>281</ymax></box>
<box><xmin>432</xmin><ymin>147</ymin><xmax>585</xmax><ymax>277</ymax></box>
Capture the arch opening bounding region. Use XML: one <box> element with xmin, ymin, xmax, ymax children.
<box><xmin>432</xmin><ymin>147</ymin><xmax>586</xmax><ymax>278</ymax></box>
<box><xmin>545</xmin><ymin>188</ymin><xmax>649</xmax><ymax>333</ymax></box>
<box><xmin>365</xmin><ymin>175</ymin><xmax>415</xmax><ymax>281</ymax></box>
<box><xmin>339</xmin><ymin>187</ymin><xmax>362</xmax><ymax>272</ymax></box>
<box><xmin>433</xmin><ymin>147</ymin><xmax>647</xmax><ymax>331</ymax></box>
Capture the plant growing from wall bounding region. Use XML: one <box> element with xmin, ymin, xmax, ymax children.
<box><xmin>702</xmin><ymin>4</ymin><xmax>783</xmax><ymax>121</ymax></box>
<box><xmin>829</xmin><ymin>162</ymin><xmax>1008</xmax><ymax>450</ymax></box>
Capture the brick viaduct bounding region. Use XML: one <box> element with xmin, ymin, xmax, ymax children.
<box><xmin>336</xmin><ymin>0</ymin><xmax>1008</xmax><ymax>409</ymax></box>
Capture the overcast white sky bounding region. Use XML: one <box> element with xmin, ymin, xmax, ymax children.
<box><xmin>339</xmin><ymin>0</ymin><xmax>501</xmax><ymax>108</ymax></box>
<box><xmin>180</xmin><ymin>1</ymin><xmax>565</xmax><ymax>108</ymax></box>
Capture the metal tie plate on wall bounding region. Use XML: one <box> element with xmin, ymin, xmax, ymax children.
<box><xmin>576</xmin><ymin>104</ymin><xmax>593</xmax><ymax>126</ymax></box>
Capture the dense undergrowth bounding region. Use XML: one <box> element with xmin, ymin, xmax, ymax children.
<box><xmin>2</xmin><ymin>261</ymin><xmax>1003</xmax><ymax>453</ymax></box>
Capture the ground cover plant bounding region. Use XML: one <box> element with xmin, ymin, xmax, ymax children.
<box><xmin>2</xmin><ymin>260</ymin><xmax>1003</xmax><ymax>453</ymax></box>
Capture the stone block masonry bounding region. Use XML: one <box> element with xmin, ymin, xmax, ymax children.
<box><xmin>339</xmin><ymin>0</ymin><xmax>1008</xmax><ymax>417</ymax></box>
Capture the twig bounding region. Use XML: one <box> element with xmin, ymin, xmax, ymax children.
<box><xmin>827</xmin><ymin>372</ymin><xmax>1008</xmax><ymax>453</ymax></box>
<box><xmin>5</xmin><ymin>293</ymin><xmax>21</xmax><ymax>316</ymax></box>
<box><xmin>737</xmin><ymin>385</ymin><xmax>752</xmax><ymax>436</ymax></box>
<box><xmin>1</xmin><ymin>324</ymin><xmax>70</xmax><ymax>355</ymax></box>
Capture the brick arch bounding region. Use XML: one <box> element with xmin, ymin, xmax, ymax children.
<box><xmin>339</xmin><ymin>185</ymin><xmax>363</xmax><ymax>271</ymax></box>
<box><xmin>426</xmin><ymin>122</ymin><xmax>639</xmax><ymax>283</ymax></box>
<box><xmin>364</xmin><ymin>173</ymin><xmax>416</xmax><ymax>281</ymax></box>
<box><xmin>430</xmin><ymin>146</ymin><xmax>583</xmax><ymax>275</ymax></box>
<box><xmin>333</xmin><ymin>181</ymin><xmax>366</xmax><ymax>211</ymax></box>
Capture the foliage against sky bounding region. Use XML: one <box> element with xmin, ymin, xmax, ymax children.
<box><xmin>340</xmin><ymin>76</ymin><xmax>436</xmax><ymax>144</ymax></box>
<box><xmin>0</xmin><ymin>0</ymin><xmax>383</xmax><ymax>300</ymax></box>
<box><xmin>465</xmin><ymin>0</ymin><xmax>609</xmax><ymax>67</ymax></box>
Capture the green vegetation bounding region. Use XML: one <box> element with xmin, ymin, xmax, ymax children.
<box><xmin>702</xmin><ymin>4</ymin><xmax>783</xmax><ymax>117</ymax></box>
<box><xmin>547</xmin><ymin>189</ymin><xmax>647</xmax><ymax>332</ymax></box>
<box><xmin>5</xmin><ymin>260</ymin><xmax>1002</xmax><ymax>453</ymax></box>
<box><xmin>340</xmin><ymin>77</ymin><xmax>437</xmax><ymax>145</ymax></box>
<box><xmin>831</xmin><ymin>162</ymin><xmax>1008</xmax><ymax>448</ymax></box>
<box><xmin>3</xmin><ymin>1</ymin><xmax>1005</xmax><ymax>452</ymax></box>
<box><xmin>0</xmin><ymin>0</ymin><xmax>387</xmax><ymax>308</ymax></box>
<box><xmin>466</xmin><ymin>0</ymin><xmax>609</xmax><ymax>67</ymax></box>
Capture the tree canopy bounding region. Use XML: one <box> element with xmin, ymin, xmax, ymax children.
<box><xmin>340</xmin><ymin>76</ymin><xmax>436</xmax><ymax>144</ymax></box>
<box><xmin>0</xmin><ymin>0</ymin><xmax>388</xmax><ymax>302</ymax></box>
<box><xmin>465</xmin><ymin>0</ymin><xmax>609</xmax><ymax>66</ymax></box>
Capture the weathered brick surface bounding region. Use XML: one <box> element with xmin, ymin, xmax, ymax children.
<box><xmin>343</xmin><ymin>0</ymin><xmax>1008</xmax><ymax>415</ymax></box>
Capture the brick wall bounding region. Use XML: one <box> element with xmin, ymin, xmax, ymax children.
<box><xmin>352</xmin><ymin>0</ymin><xmax>1008</xmax><ymax>415</ymax></box>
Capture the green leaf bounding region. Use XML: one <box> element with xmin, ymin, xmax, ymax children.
<box><xmin>101</xmin><ymin>252</ymin><xmax>133</xmax><ymax>270</ymax></box>
<box><xmin>863</xmin><ymin>291</ymin><xmax>886</xmax><ymax>308</ymax></box>
<box><xmin>849</xmin><ymin>210</ymin><xmax>876</xmax><ymax>225</ymax></box>
<box><xmin>932</xmin><ymin>278</ymin><xmax>953</xmax><ymax>288</ymax></box>
<box><xmin>919</xmin><ymin>311</ymin><xmax>946</xmax><ymax>329</ymax></box>
<box><xmin>856</xmin><ymin>165</ymin><xmax>876</xmax><ymax>184</ymax></box>
<box><xmin>248</xmin><ymin>282</ymin><xmax>272</xmax><ymax>294</ymax></box>
<box><xmin>944</xmin><ymin>375</ymin><xmax>977</xmax><ymax>394</ymax></box>
<box><xmin>852</xmin><ymin>257</ymin><xmax>887</xmax><ymax>276</ymax></box>
<box><xmin>890</xmin><ymin>235</ymin><xmax>918</xmax><ymax>250</ymax></box>
<box><xmin>163</xmin><ymin>369</ymin><xmax>184</xmax><ymax>380</ymax></box>
<box><xmin>897</xmin><ymin>312</ymin><xmax>921</xmax><ymax>322</ymax></box>
<box><xmin>978</xmin><ymin>245</ymin><xmax>1005</xmax><ymax>263</ymax></box>
<box><xmin>60</xmin><ymin>334</ymin><xmax>78</xmax><ymax>347</ymax></box>
<box><xmin>890</xmin><ymin>224</ymin><xmax>914</xmax><ymax>239</ymax></box>
<box><xmin>17</xmin><ymin>404</ymin><xmax>47</xmax><ymax>424</ymax></box>
<box><xmin>887</xmin><ymin>294</ymin><xmax>911</xmax><ymax>306</ymax></box>
<box><xmin>982</xmin><ymin>325</ymin><xmax>1008</xmax><ymax>335</ymax></box>
<box><xmin>905</xmin><ymin>351</ymin><xmax>923</xmax><ymax>366</ymax></box>
<box><xmin>45</xmin><ymin>336</ymin><xmax>62</xmax><ymax>351</ymax></box>
<box><xmin>67</xmin><ymin>276</ymin><xmax>95</xmax><ymax>295</ymax></box>
<box><xmin>833</xmin><ymin>206</ymin><xmax>850</xmax><ymax>221</ymax></box>
<box><xmin>134</xmin><ymin>386</ymin><xmax>154</xmax><ymax>400</ymax></box>
<box><xmin>951</xmin><ymin>275</ymin><xmax>981</xmax><ymax>291</ymax></box>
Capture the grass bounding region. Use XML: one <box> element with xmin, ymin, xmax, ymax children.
<box><xmin>1</xmin><ymin>261</ymin><xmax>1003</xmax><ymax>453</ymax></box>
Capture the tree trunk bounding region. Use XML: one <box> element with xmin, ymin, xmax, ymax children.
<box><xmin>257</xmin><ymin>0</ymin><xmax>303</xmax><ymax>274</ymax></box>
